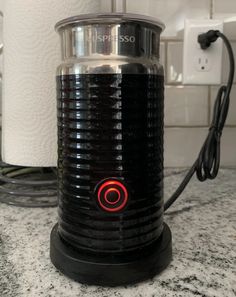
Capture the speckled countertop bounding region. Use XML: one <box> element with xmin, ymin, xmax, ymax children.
<box><xmin>0</xmin><ymin>169</ymin><xmax>235</xmax><ymax>297</ymax></box>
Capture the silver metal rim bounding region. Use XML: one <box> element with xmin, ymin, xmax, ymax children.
<box><xmin>55</xmin><ymin>13</ymin><xmax>165</xmax><ymax>32</ymax></box>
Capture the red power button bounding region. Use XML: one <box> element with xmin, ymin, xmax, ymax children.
<box><xmin>96</xmin><ymin>179</ymin><xmax>128</xmax><ymax>213</ymax></box>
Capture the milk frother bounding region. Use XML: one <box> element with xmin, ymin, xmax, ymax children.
<box><xmin>49</xmin><ymin>4</ymin><xmax>236</xmax><ymax>286</ymax></box>
<box><xmin>50</xmin><ymin>12</ymin><xmax>172</xmax><ymax>286</ymax></box>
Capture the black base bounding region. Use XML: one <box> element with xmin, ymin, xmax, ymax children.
<box><xmin>50</xmin><ymin>223</ymin><xmax>172</xmax><ymax>287</ymax></box>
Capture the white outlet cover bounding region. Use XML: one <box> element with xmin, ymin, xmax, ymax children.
<box><xmin>183</xmin><ymin>19</ymin><xmax>223</xmax><ymax>85</ymax></box>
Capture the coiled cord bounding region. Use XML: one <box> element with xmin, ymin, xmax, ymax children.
<box><xmin>164</xmin><ymin>31</ymin><xmax>235</xmax><ymax>211</ymax></box>
<box><xmin>0</xmin><ymin>162</ymin><xmax>57</xmax><ymax>207</ymax></box>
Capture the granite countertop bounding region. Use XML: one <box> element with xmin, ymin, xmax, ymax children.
<box><xmin>0</xmin><ymin>169</ymin><xmax>235</xmax><ymax>297</ymax></box>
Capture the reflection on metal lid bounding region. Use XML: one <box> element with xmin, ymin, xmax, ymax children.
<box><xmin>55</xmin><ymin>13</ymin><xmax>165</xmax><ymax>32</ymax></box>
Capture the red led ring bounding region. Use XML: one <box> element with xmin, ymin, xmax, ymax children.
<box><xmin>97</xmin><ymin>180</ymin><xmax>128</xmax><ymax>212</ymax></box>
<box><xmin>104</xmin><ymin>188</ymin><xmax>121</xmax><ymax>205</ymax></box>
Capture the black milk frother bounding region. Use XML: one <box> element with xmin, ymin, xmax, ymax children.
<box><xmin>50</xmin><ymin>12</ymin><xmax>172</xmax><ymax>286</ymax></box>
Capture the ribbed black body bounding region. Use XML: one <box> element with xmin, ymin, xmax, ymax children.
<box><xmin>57</xmin><ymin>73</ymin><xmax>164</xmax><ymax>254</ymax></box>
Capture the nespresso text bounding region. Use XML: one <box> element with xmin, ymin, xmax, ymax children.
<box><xmin>97</xmin><ymin>35</ymin><xmax>136</xmax><ymax>43</ymax></box>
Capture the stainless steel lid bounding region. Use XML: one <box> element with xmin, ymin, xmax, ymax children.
<box><xmin>55</xmin><ymin>13</ymin><xmax>165</xmax><ymax>32</ymax></box>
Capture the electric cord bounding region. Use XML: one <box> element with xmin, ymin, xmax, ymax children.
<box><xmin>164</xmin><ymin>30</ymin><xmax>235</xmax><ymax>211</ymax></box>
<box><xmin>0</xmin><ymin>161</ymin><xmax>57</xmax><ymax>207</ymax></box>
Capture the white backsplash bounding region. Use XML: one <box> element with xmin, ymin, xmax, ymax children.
<box><xmin>165</xmin><ymin>86</ymin><xmax>209</xmax><ymax>126</ymax></box>
<box><xmin>164</xmin><ymin>127</ymin><xmax>208</xmax><ymax>167</ymax></box>
<box><xmin>159</xmin><ymin>0</ymin><xmax>236</xmax><ymax>167</ymax></box>
<box><xmin>166</xmin><ymin>42</ymin><xmax>183</xmax><ymax>84</ymax></box>
<box><xmin>213</xmin><ymin>0</ymin><xmax>236</xmax><ymax>19</ymax></box>
<box><xmin>126</xmin><ymin>0</ymin><xmax>211</xmax><ymax>37</ymax></box>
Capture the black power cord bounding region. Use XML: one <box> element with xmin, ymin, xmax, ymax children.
<box><xmin>0</xmin><ymin>162</ymin><xmax>57</xmax><ymax>207</ymax></box>
<box><xmin>164</xmin><ymin>30</ymin><xmax>235</xmax><ymax>211</ymax></box>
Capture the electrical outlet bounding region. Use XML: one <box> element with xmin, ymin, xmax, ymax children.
<box><xmin>194</xmin><ymin>56</ymin><xmax>211</xmax><ymax>72</ymax></box>
<box><xmin>183</xmin><ymin>19</ymin><xmax>223</xmax><ymax>85</ymax></box>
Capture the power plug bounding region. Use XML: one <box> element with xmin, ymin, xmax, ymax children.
<box><xmin>183</xmin><ymin>19</ymin><xmax>223</xmax><ymax>85</ymax></box>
